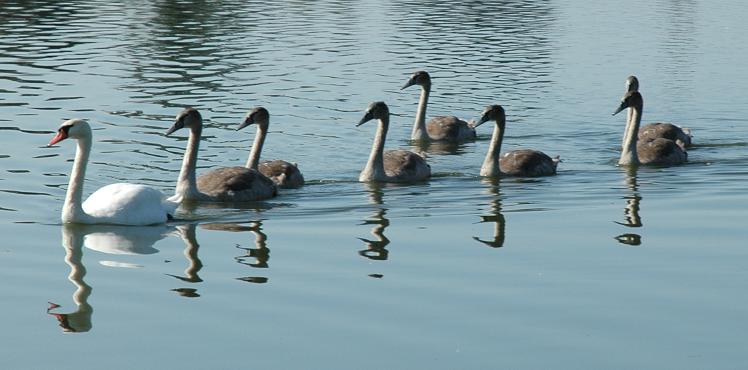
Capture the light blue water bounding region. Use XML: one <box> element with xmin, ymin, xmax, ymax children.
<box><xmin>1</xmin><ymin>1</ymin><xmax>747</xmax><ymax>369</ymax></box>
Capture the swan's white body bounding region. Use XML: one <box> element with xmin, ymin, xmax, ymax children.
<box><xmin>166</xmin><ymin>108</ymin><xmax>277</xmax><ymax>202</ymax></box>
<box><xmin>357</xmin><ymin>101</ymin><xmax>431</xmax><ymax>183</ymax></box>
<box><xmin>237</xmin><ymin>107</ymin><xmax>305</xmax><ymax>189</ymax></box>
<box><xmin>50</xmin><ymin>119</ymin><xmax>178</xmax><ymax>226</ymax></box>
<box><xmin>614</xmin><ymin>91</ymin><xmax>687</xmax><ymax>166</ymax></box>
<box><xmin>402</xmin><ymin>71</ymin><xmax>476</xmax><ymax>142</ymax></box>
<box><xmin>80</xmin><ymin>184</ymin><xmax>177</xmax><ymax>225</ymax></box>
<box><xmin>474</xmin><ymin>105</ymin><xmax>559</xmax><ymax>177</ymax></box>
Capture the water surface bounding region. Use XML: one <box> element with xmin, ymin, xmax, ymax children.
<box><xmin>1</xmin><ymin>1</ymin><xmax>747</xmax><ymax>369</ymax></box>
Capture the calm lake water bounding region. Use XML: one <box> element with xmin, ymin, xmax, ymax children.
<box><xmin>1</xmin><ymin>0</ymin><xmax>747</xmax><ymax>369</ymax></box>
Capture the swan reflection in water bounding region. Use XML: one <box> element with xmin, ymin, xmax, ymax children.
<box><xmin>474</xmin><ymin>178</ymin><xmax>506</xmax><ymax>248</ymax></box>
<box><xmin>201</xmin><ymin>221</ymin><xmax>270</xmax><ymax>284</ymax></box>
<box><xmin>411</xmin><ymin>139</ymin><xmax>468</xmax><ymax>157</ymax></box>
<box><xmin>48</xmin><ymin>224</ymin><xmax>172</xmax><ymax>332</ymax></box>
<box><xmin>358</xmin><ymin>184</ymin><xmax>390</xmax><ymax>269</ymax></box>
<box><xmin>614</xmin><ymin>167</ymin><xmax>643</xmax><ymax>246</ymax></box>
<box><xmin>167</xmin><ymin>224</ymin><xmax>204</xmax><ymax>297</ymax></box>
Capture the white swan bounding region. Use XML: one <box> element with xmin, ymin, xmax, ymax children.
<box><xmin>48</xmin><ymin>119</ymin><xmax>178</xmax><ymax>225</ymax></box>
<box><xmin>473</xmin><ymin>105</ymin><xmax>559</xmax><ymax>177</ymax></box>
<box><xmin>401</xmin><ymin>70</ymin><xmax>477</xmax><ymax>142</ymax></box>
<box><xmin>165</xmin><ymin>108</ymin><xmax>277</xmax><ymax>202</ymax></box>
<box><xmin>625</xmin><ymin>75</ymin><xmax>692</xmax><ymax>149</ymax></box>
<box><xmin>613</xmin><ymin>91</ymin><xmax>687</xmax><ymax>166</ymax></box>
<box><xmin>236</xmin><ymin>107</ymin><xmax>304</xmax><ymax>189</ymax></box>
<box><xmin>357</xmin><ymin>101</ymin><xmax>431</xmax><ymax>183</ymax></box>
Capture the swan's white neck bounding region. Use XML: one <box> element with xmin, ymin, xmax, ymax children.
<box><xmin>360</xmin><ymin>116</ymin><xmax>389</xmax><ymax>181</ymax></box>
<box><xmin>411</xmin><ymin>85</ymin><xmax>430</xmax><ymax>141</ymax></box>
<box><xmin>619</xmin><ymin>102</ymin><xmax>642</xmax><ymax>166</ymax></box>
<box><xmin>480</xmin><ymin>119</ymin><xmax>505</xmax><ymax>177</ymax></box>
<box><xmin>62</xmin><ymin>137</ymin><xmax>93</xmax><ymax>223</ymax></box>
<box><xmin>175</xmin><ymin>125</ymin><xmax>202</xmax><ymax>199</ymax></box>
<box><xmin>245</xmin><ymin>125</ymin><xmax>267</xmax><ymax>170</ymax></box>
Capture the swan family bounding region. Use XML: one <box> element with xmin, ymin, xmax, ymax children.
<box><xmin>48</xmin><ymin>74</ymin><xmax>693</xmax><ymax>226</ymax></box>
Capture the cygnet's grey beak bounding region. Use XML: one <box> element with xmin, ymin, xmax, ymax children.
<box><xmin>612</xmin><ymin>101</ymin><xmax>627</xmax><ymax>116</ymax></box>
<box><xmin>237</xmin><ymin>116</ymin><xmax>254</xmax><ymax>131</ymax></box>
<box><xmin>165</xmin><ymin>120</ymin><xmax>184</xmax><ymax>136</ymax></box>
<box><xmin>356</xmin><ymin>111</ymin><xmax>374</xmax><ymax>127</ymax></box>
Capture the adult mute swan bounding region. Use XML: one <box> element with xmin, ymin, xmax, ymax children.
<box><xmin>48</xmin><ymin>119</ymin><xmax>178</xmax><ymax>225</ymax></box>
<box><xmin>473</xmin><ymin>105</ymin><xmax>559</xmax><ymax>177</ymax></box>
<box><xmin>165</xmin><ymin>108</ymin><xmax>277</xmax><ymax>202</ymax></box>
<box><xmin>613</xmin><ymin>91</ymin><xmax>687</xmax><ymax>166</ymax></box>
<box><xmin>625</xmin><ymin>75</ymin><xmax>692</xmax><ymax>149</ymax></box>
<box><xmin>236</xmin><ymin>107</ymin><xmax>304</xmax><ymax>189</ymax></box>
<box><xmin>356</xmin><ymin>101</ymin><xmax>431</xmax><ymax>183</ymax></box>
<box><xmin>401</xmin><ymin>70</ymin><xmax>477</xmax><ymax>142</ymax></box>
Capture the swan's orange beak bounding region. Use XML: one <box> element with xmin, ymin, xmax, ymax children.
<box><xmin>48</xmin><ymin>130</ymin><xmax>67</xmax><ymax>146</ymax></box>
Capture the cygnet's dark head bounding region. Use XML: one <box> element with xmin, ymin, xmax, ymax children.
<box><xmin>238</xmin><ymin>107</ymin><xmax>270</xmax><ymax>131</ymax></box>
<box><xmin>401</xmin><ymin>70</ymin><xmax>432</xmax><ymax>90</ymax></box>
<box><xmin>625</xmin><ymin>75</ymin><xmax>639</xmax><ymax>92</ymax></box>
<box><xmin>166</xmin><ymin>107</ymin><xmax>202</xmax><ymax>136</ymax></box>
<box><xmin>613</xmin><ymin>91</ymin><xmax>643</xmax><ymax>116</ymax></box>
<box><xmin>356</xmin><ymin>101</ymin><xmax>390</xmax><ymax>126</ymax></box>
<box><xmin>474</xmin><ymin>105</ymin><xmax>506</xmax><ymax>127</ymax></box>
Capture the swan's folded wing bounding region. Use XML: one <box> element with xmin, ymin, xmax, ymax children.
<box><xmin>383</xmin><ymin>150</ymin><xmax>431</xmax><ymax>182</ymax></box>
<box><xmin>637</xmin><ymin>138</ymin><xmax>687</xmax><ymax>165</ymax></box>
<box><xmin>197</xmin><ymin>167</ymin><xmax>277</xmax><ymax>201</ymax></box>
<box><xmin>259</xmin><ymin>160</ymin><xmax>305</xmax><ymax>188</ymax></box>
<box><xmin>82</xmin><ymin>183</ymin><xmax>172</xmax><ymax>225</ymax></box>
<box><xmin>426</xmin><ymin>116</ymin><xmax>475</xmax><ymax>141</ymax></box>
<box><xmin>500</xmin><ymin>149</ymin><xmax>558</xmax><ymax>177</ymax></box>
<box><xmin>638</xmin><ymin>122</ymin><xmax>692</xmax><ymax>149</ymax></box>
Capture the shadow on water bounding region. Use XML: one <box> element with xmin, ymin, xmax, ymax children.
<box><xmin>358</xmin><ymin>183</ymin><xmax>390</xmax><ymax>263</ymax></box>
<box><xmin>473</xmin><ymin>178</ymin><xmax>506</xmax><ymax>248</ymax></box>
<box><xmin>614</xmin><ymin>167</ymin><xmax>643</xmax><ymax>246</ymax></box>
<box><xmin>48</xmin><ymin>224</ymin><xmax>173</xmax><ymax>333</ymax></box>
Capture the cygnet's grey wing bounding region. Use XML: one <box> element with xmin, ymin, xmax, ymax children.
<box><xmin>383</xmin><ymin>150</ymin><xmax>431</xmax><ymax>182</ymax></box>
<box><xmin>639</xmin><ymin>122</ymin><xmax>691</xmax><ymax>149</ymax></box>
<box><xmin>426</xmin><ymin>116</ymin><xmax>476</xmax><ymax>142</ymax></box>
<box><xmin>197</xmin><ymin>166</ymin><xmax>277</xmax><ymax>201</ymax></box>
<box><xmin>500</xmin><ymin>149</ymin><xmax>557</xmax><ymax>177</ymax></box>
<box><xmin>637</xmin><ymin>138</ymin><xmax>687</xmax><ymax>166</ymax></box>
<box><xmin>259</xmin><ymin>160</ymin><xmax>305</xmax><ymax>188</ymax></box>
